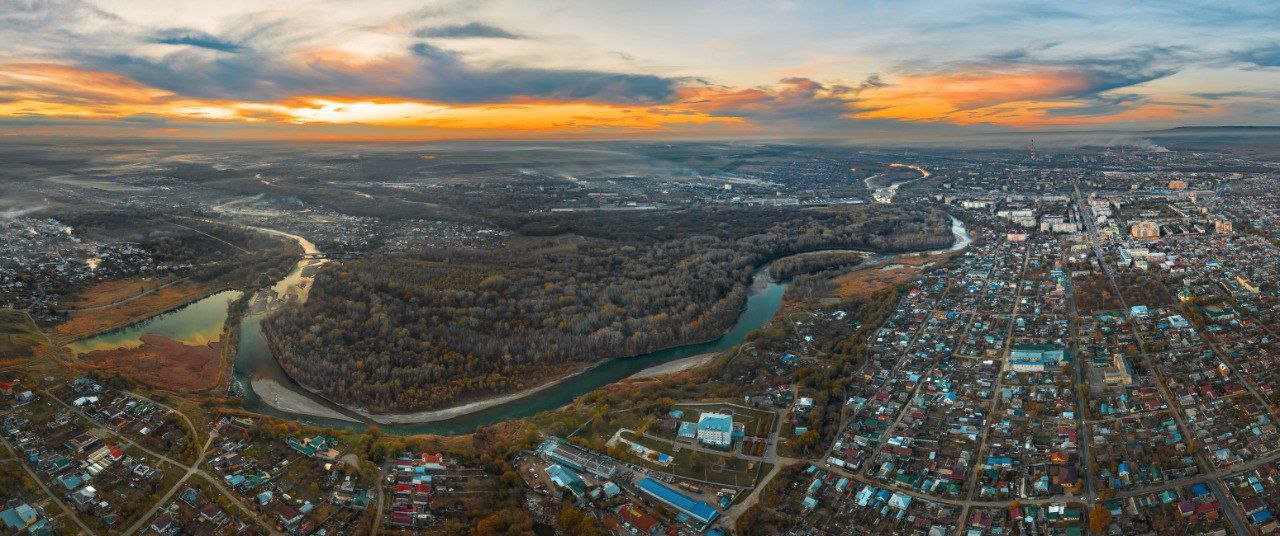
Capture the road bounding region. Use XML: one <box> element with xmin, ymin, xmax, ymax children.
<box><xmin>62</xmin><ymin>276</ymin><xmax>197</xmax><ymax>313</ymax></box>
<box><xmin>812</xmin><ymin>445</ymin><xmax>1280</xmax><ymax>512</ymax></box>
<box><xmin>41</xmin><ymin>390</ymin><xmax>283</xmax><ymax>535</ymax></box>
<box><xmin>1073</xmin><ymin>175</ymin><xmax>1250</xmax><ymax>536</ymax></box>
<box><xmin>122</xmin><ymin>433</ymin><xmax>215</xmax><ymax>536</ymax></box>
<box><xmin>956</xmin><ymin>242</ymin><xmax>1031</xmax><ymax>528</ymax></box>
<box><xmin>0</xmin><ymin>433</ymin><xmax>98</xmax><ymax>535</ymax></box>
<box><xmin>1065</xmin><ymin>263</ymin><xmax>1098</xmax><ymax>505</ymax></box>
<box><xmin>722</xmin><ymin>407</ymin><xmax>799</xmax><ymax>527</ymax></box>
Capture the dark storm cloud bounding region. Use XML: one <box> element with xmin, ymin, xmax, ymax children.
<box><xmin>413</xmin><ymin>22</ymin><xmax>522</xmax><ymax>39</ymax></box>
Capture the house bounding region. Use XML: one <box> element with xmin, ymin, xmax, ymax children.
<box><xmin>617</xmin><ymin>504</ymin><xmax>662</xmax><ymax>535</ymax></box>
<box><xmin>200</xmin><ymin>503</ymin><xmax>228</xmax><ymax>525</ymax></box>
<box><xmin>275</xmin><ymin>504</ymin><xmax>304</xmax><ymax>527</ymax></box>
<box><xmin>0</xmin><ymin>503</ymin><xmax>38</xmax><ymax>530</ymax></box>
<box><xmin>149</xmin><ymin>513</ymin><xmax>177</xmax><ymax>535</ymax></box>
<box><xmin>1009</xmin><ymin>344</ymin><xmax>1066</xmax><ymax>372</ymax></box>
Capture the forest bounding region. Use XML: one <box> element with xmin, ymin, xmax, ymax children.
<box><xmin>267</xmin><ymin>204</ymin><xmax>952</xmax><ymax>413</ymax></box>
<box><xmin>768</xmin><ymin>250</ymin><xmax>869</xmax><ymax>280</ymax></box>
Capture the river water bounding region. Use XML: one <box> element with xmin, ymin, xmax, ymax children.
<box><xmin>71</xmin><ymin>215</ymin><xmax>971</xmax><ymax>435</ymax></box>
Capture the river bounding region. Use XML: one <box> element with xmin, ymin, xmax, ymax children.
<box><xmin>866</xmin><ymin>163</ymin><xmax>931</xmax><ymax>204</ymax></box>
<box><xmin>71</xmin><ymin>215</ymin><xmax>972</xmax><ymax>435</ymax></box>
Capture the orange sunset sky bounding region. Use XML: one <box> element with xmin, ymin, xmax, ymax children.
<box><xmin>2</xmin><ymin>1</ymin><xmax>1279</xmax><ymax>140</ymax></box>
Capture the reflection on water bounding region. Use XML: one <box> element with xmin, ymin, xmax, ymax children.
<box><xmin>69</xmin><ymin>290</ymin><xmax>243</xmax><ymax>354</ymax></box>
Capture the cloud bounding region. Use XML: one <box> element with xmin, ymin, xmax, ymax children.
<box><xmin>1226</xmin><ymin>42</ymin><xmax>1280</xmax><ymax>68</ymax></box>
<box><xmin>1192</xmin><ymin>90</ymin><xmax>1280</xmax><ymax>100</ymax></box>
<box><xmin>846</xmin><ymin>45</ymin><xmax>1190</xmax><ymax>126</ymax></box>
<box><xmin>677</xmin><ymin>77</ymin><xmax>867</xmax><ymax>134</ymax></box>
<box><xmin>77</xmin><ymin>34</ymin><xmax>684</xmax><ymax>106</ymax></box>
<box><xmin>1040</xmin><ymin>93</ymin><xmax>1148</xmax><ymax>118</ymax></box>
<box><xmin>413</xmin><ymin>22</ymin><xmax>521</xmax><ymax>39</ymax></box>
<box><xmin>151</xmin><ymin>28</ymin><xmax>245</xmax><ymax>52</ymax></box>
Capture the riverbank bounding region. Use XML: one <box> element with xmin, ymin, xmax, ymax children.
<box><xmin>249</xmin><ymin>377</ymin><xmax>361</xmax><ymax>423</ymax></box>
<box><xmin>628</xmin><ymin>352</ymin><xmax>717</xmax><ymax>379</ymax></box>
<box><xmin>252</xmin><ymin>215</ymin><xmax>970</xmax><ymax>433</ymax></box>
<box><xmin>349</xmin><ymin>363</ymin><xmax>597</xmax><ymax>424</ymax></box>
<box><xmin>125</xmin><ymin>213</ymin><xmax>969</xmax><ymax>435</ymax></box>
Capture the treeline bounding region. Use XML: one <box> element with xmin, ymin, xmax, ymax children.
<box><xmin>768</xmin><ymin>250</ymin><xmax>868</xmax><ymax>280</ymax></box>
<box><xmin>268</xmin><ymin>205</ymin><xmax>952</xmax><ymax>413</ymax></box>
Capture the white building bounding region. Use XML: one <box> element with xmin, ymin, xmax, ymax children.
<box><xmin>696</xmin><ymin>413</ymin><xmax>734</xmax><ymax>448</ymax></box>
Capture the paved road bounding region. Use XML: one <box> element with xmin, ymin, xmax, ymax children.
<box><xmin>122</xmin><ymin>433</ymin><xmax>215</xmax><ymax>536</ymax></box>
<box><xmin>722</xmin><ymin>407</ymin><xmax>800</xmax><ymax>527</ymax></box>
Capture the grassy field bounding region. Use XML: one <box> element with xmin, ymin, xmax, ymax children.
<box><xmin>619</xmin><ymin>430</ymin><xmax>765</xmax><ymax>488</ymax></box>
<box><xmin>56</xmin><ymin>280</ymin><xmax>218</xmax><ymax>338</ymax></box>
<box><xmin>65</xmin><ymin>276</ymin><xmax>181</xmax><ymax>309</ymax></box>
<box><xmin>80</xmin><ymin>334</ymin><xmax>223</xmax><ymax>393</ymax></box>
<box><xmin>0</xmin><ymin>309</ymin><xmax>45</xmax><ymax>360</ymax></box>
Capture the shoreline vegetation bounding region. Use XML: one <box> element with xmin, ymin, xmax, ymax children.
<box><xmin>268</xmin><ymin>205</ymin><xmax>956</xmax><ymax>415</ymax></box>
<box><xmin>254</xmin><ymin>214</ymin><xmax>968</xmax><ymax>428</ymax></box>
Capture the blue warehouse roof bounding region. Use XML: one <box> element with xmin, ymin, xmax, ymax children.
<box><xmin>637</xmin><ymin>477</ymin><xmax>718</xmax><ymax>525</ymax></box>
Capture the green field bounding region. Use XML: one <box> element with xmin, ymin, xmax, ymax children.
<box><xmin>0</xmin><ymin>310</ymin><xmax>44</xmax><ymax>359</ymax></box>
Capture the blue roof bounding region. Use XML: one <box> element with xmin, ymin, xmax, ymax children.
<box><xmin>637</xmin><ymin>477</ymin><xmax>718</xmax><ymax>524</ymax></box>
<box><xmin>548</xmin><ymin>465</ymin><xmax>585</xmax><ymax>495</ymax></box>
<box><xmin>698</xmin><ymin>413</ymin><xmax>733</xmax><ymax>432</ymax></box>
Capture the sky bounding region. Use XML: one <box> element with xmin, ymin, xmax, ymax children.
<box><xmin>2</xmin><ymin>0</ymin><xmax>1279</xmax><ymax>141</ymax></box>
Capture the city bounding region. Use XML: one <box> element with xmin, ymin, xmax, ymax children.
<box><xmin>3</xmin><ymin>1</ymin><xmax>1280</xmax><ymax>535</ymax></box>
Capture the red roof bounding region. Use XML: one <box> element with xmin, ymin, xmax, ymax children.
<box><xmin>619</xmin><ymin>505</ymin><xmax>659</xmax><ymax>533</ymax></box>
